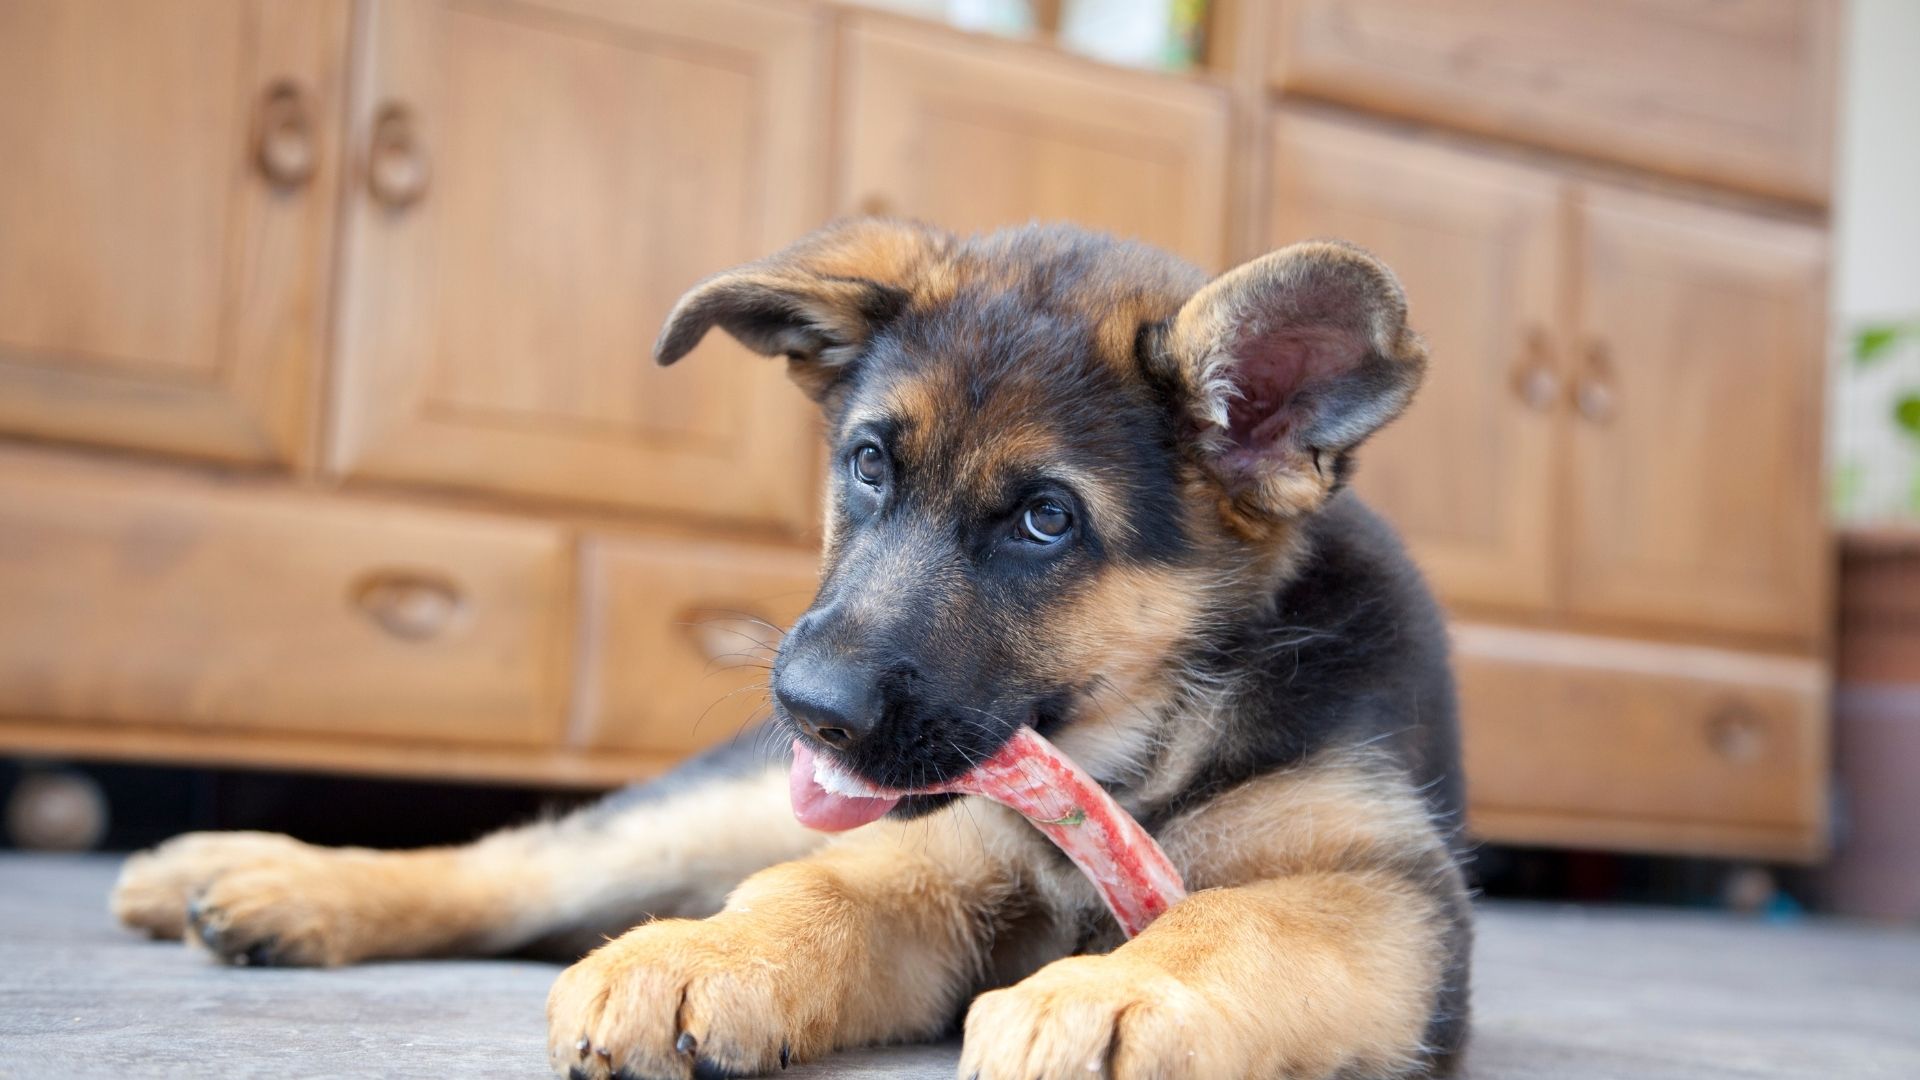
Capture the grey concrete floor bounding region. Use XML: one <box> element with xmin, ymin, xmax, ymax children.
<box><xmin>2</xmin><ymin>854</ymin><xmax>1917</xmax><ymax>1078</ymax></box>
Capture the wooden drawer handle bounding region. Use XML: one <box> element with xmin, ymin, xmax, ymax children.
<box><xmin>367</xmin><ymin>102</ymin><xmax>430</xmax><ymax>209</ymax></box>
<box><xmin>1511</xmin><ymin>326</ymin><xmax>1561</xmax><ymax>412</ymax></box>
<box><xmin>682</xmin><ymin>608</ymin><xmax>781</xmax><ymax>670</ymax></box>
<box><xmin>351</xmin><ymin>570</ymin><xmax>465</xmax><ymax>641</ymax></box>
<box><xmin>254</xmin><ymin>81</ymin><xmax>317</xmax><ymax>189</ymax></box>
<box><xmin>1705</xmin><ymin>702</ymin><xmax>1766</xmax><ymax>763</ymax></box>
<box><xmin>1574</xmin><ymin>340</ymin><xmax>1617</xmax><ymax>424</ymax></box>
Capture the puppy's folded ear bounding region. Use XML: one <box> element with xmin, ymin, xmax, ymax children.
<box><xmin>654</xmin><ymin>218</ymin><xmax>952</xmax><ymax>401</ymax></box>
<box><xmin>1161</xmin><ymin>240</ymin><xmax>1426</xmax><ymax>524</ymax></box>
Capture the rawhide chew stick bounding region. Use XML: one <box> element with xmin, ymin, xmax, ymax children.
<box><xmin>789</xmin><ymin>727</ymin><xmax>1187</xmax><ymax>936</ymax></box>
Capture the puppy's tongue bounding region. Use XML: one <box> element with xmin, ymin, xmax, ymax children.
<box><xmin>789</xmin><ymin>741</ymin><xmax>901</xmax><ymax>832</ymax></box>
<box><xmin>787</xmin><ymin>728</ymin><xmax>1187</xmax><ymax>937</ymax></box>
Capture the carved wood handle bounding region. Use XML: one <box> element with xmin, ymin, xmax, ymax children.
<box><xmin>254</xmin><ymin>81</ymin><xmax>317</xmax><ymax>189</ymax></box>
<box><xmin>682</xmin><ymin>609</ymin><xmax>782</xmax><ymax>669</ymax></box>
<box><xmin>1575</xmin><ymin>340</ymin><xmax>1618</xmax><ymax>424</ymax></box>
<box><xmin>1705</xmin><ymin>702</ymin><xmax>1766</xmax><ymax>763</ymax></box>
<box><xmin>351</xmin><ymin>570</ymin><xmax>464</xmax><ymax>640</ymax></box>
<box><xmin>367</xmin><ymin>102</ymin><xmax>430</xmax><ymax>209</ymax></box>
<box><xmin>1511</xmin><ymin>327</ymin><xmax>1562</xmax><ymax>412</ymax></box>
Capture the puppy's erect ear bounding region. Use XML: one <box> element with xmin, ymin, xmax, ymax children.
<box><xmin>654</xmin><ymin>218</ymin><xmax>952</xmax><ymax>401</ymax></box>
<box><xmin>1162</xmin><ymin>240</ymin><xmax>1426</xmax><ymax>524</ymax></box>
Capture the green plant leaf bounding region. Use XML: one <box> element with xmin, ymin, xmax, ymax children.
<box><xmin>1895</xmin><ymin>393</ymin><xmax>1920</xmax><ymax>438</ymax></box>
<box><xmin>1859</xmin><ymin>323</ymin><xmax>1920</xmax><ymax>365</ymax></box>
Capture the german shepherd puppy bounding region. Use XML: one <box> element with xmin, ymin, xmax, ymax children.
<box><xmin>113</xmin><ymin>220</ymin><xmax>1470</xmax><ymax>1079</ymax></box>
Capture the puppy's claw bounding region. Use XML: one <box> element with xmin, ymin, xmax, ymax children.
<box><xmin>779</xmin><ymin>1041</ymin><xmax>791</xmax><ymax>1069</ymax></box>
<box><xmin>675</xmin><ymin>1031</ymin><xmax>697</xmax><ymax>1056</ymax></box>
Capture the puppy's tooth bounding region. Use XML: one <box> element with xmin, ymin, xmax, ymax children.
<box><xmin>675</xmin><ymin>1031</ymin><xmax>698</xmax><ymax>1055</ymax></box>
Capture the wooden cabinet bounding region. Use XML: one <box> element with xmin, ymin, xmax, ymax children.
<box><xmin>1270</xmin><ymin>0</ymin><xmax>1840</xmax><ymax>204</ymax></box>
<box><xmin>1456</xmin><ymin>624</ymin><xmax>1828</xmax><ymax>860</ymax></box>
<box><xmin>0</xmin><ymin>449</ymin><xmax>572</xmax><ymax>747</ymax></box>
<box><xmin>840</xmin><ymin>17</ymin><xmax>1232</xmax><ymax>270</ymax></box>
<box><xmin>1270</xmin><ymin>109</ymin><xmax>1834</xmax><ymax>858</ymax></box>
<box><xmin>1565</xmin><ymin>187</ymin><xmax>1829</xmax><ymax>642</ymax></box>
<box><xmin>0</xmin><ymin>0</ymin><xmax>349</xmax><ymax>465</ymax></box>
<box><xmin>0</xmin><ymin>3</ymin><xmax>1841</xmax><ymax>858</ymax></box>
<box><xmin>578</xmin><ymin>535</ymin><xmax>818</xmax><ymax>756</ymax></box>
<box><xmin>1268</xmin><ymin>110</ymin><xmax>1831</xmax><ymax>652</ymax></box>
<box><xmin>1268</xmin><ymin>110</ymin><xmax>1563</xmax><ymax>613</ymax></box>
<box><xmin>329</xmin><ymin>0</ymin><xmax>829</xmax><ymax>530</ymax></box>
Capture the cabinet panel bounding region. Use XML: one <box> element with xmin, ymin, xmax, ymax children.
<box><xmin>1272</xmin><ymin>0</ymin><xmax>1838</xmax><ymax>203</ymax></box>
<box><xmin>331</xmin><ymin>0</ymin><xmax>829</xmax><ymax>529</ymax></box>
<box><xmin>1566</xmin><ymin>188</ymin><xmax>1828</xmax><ymax>644</ymax></box>
<box><xmin>0</xmin><ymin>0</ymin><xmax>347</xmax><ymax>463</ymax></box>
<box><xmin>1268</xmin><ymin>111</ymin><xmax>1563</xmax><ymax>613</ymax></box>
<box><xmin>0</xmin><ymin>450</ymin><xmax>571</xmax><ymax>746</ymax></box>
<box><xmin>1456</xmin><ymin>624</ymin><xmax>1827</xmax><ymax>859</ymax></box>
<box><xmin>841</xmin><ymin>17</ymin><xmax>1231</xmax><ymax>270</ymax></box>
<box><xmin>579</xmin><ymin>533</ymin><xmax>818</xmax><ymax>756</ymax></box>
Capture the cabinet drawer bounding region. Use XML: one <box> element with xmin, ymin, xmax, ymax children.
<box><xmin>1271</xmin><ymin>0</ymin><xmax>1838</xmax><ymax>202</ymax></box>
<box><xmin>841</xmin><ymin>16</ymin><xmax>1232</xmax><ymax>270</ymax></box>
<box><xmin>577</xmin><ymin>533</ymin><xmax>819</xmax><ymax>756</ymax></box>
<box><xmin>0</xmin><ymin>451</ymin><xmax>570</xmax><ymax>746</ymax></box>
<box><xmin>1454</xmin><ymin>625</ymin><xmax>1828</xmax><ymax>855</ymax></box>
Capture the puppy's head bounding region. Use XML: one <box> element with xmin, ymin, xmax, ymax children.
<box><xmin>657</xmin><ymin>220</ymin><xmax>1424</xmax><ymax>796</ymax></box>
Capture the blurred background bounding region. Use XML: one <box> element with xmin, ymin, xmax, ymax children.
<box><xmin>1</xmin><ymin>0</ymin><xmax>1916</xmax><ymax>922</ymax></box>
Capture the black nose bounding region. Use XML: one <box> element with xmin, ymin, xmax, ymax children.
<box><xmin>773</xmin><ymin>655</ymin><xmax>876</xmax><ymax>750</ymax></box>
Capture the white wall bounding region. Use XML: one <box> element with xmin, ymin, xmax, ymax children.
<box><xmin>1834</xmin><ymin>0</ymin><xmax>1920</xmax><ymax>322</ymax></box>
<box><xmin>1828</xmin><ymin>0</ymin><xmax>1920</xmax><ymax>522</ymax></box>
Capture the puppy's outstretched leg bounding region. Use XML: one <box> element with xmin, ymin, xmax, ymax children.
<box><xmin>112</xmin><ymin>742</ymin><xmax>825</xmax><ymax>967</ymax></box>
<box><xmin>544</xmin><ymin>805</ymin><xmax>1025</xmax><ymax>1080</ymax></box>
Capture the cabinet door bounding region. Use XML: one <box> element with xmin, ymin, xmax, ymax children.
<box><xmin>331</xmin><ymin>0</ymin><xmax>830</xmax><ymax>531</ymax></box>
<box><xmin>0</xmin><ymin>0</ymin><xmax>347</xmax><ymax>464</ymax></box>
<box><xmin>1566</xmin><ymin>187</ymin><xmax>1828</xmax><ymax>644</ymax></box>
<box><xmin>840</xmin><ymin>17</ymin><xmax>1231</xmax><ymax>270</ymax></box>
<box><xmin>1267</xmin><ymin>111</ymin><xmax>1563</xmax><ymax>613</ymax></box>
<box><xmin>1271</xmin><ymin>0</ymin><xmax>1839</xmax><ymax>204</ymax></box>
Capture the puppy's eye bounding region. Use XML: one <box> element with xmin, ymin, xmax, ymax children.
<box><xmin>1020</xmin><ymin>501</ymin><xmax>1072</xmax><ymax>544</ymax></box>
<box><xmin>850</xmin><ymin>444</ymin><xmax>886</xmax><ymax>487</ymax></box>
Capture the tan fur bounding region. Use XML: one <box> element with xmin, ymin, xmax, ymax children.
<box><xmin>113</xmin><ymin>768</ymin><xmax>826</xmax><ymax>966</ymax></box>
<box><xmin>549</xmin><ymin>807</ymin><xmax>1033</xmax><ymax>1078</ymax></box>
<box><xmin>547</xmin><ymin>747</ymin><xmax>1458</xmax><ymax>1080</ymax></box>
<box><xmin>118</xmin><ymin>222</ymin><xmax>1463</xmax><ymax>1079</ymax></box>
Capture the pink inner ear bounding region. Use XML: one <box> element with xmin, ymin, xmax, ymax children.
<box><xmin>1221</xmin><ymin>327</ymin><xmax>1358</xmax><ymax>467</ymax></box>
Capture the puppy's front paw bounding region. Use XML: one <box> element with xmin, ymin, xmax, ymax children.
<box><xmin>961</xmin><ymin>955</ymin><xmax>1232</xmax><ymax>1080</ymax></box>
<box><xmin>111</xmin><ymin>831</ymin><xmax>314</xmax><ymax>941</ymax></box>
<box><xmin>546</xmin><ymin>915</ymin><xmax>809</xmax><ymax>1080</ymax></box>
<box><xmin>180</xmin><ymin>848</ymin><xmax>390</xmax><ymax>967</ymax></box>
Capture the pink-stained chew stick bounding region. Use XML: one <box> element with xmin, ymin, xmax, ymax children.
<box><xmin>800</xmin><ymin>728</ymin><xmax>1187</xmax><ymax>937</ymax></box>
<box><xmin>935</xmin><ymin>727</ymin><xmax>1188</xmax><ymax>936</ymax></box>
